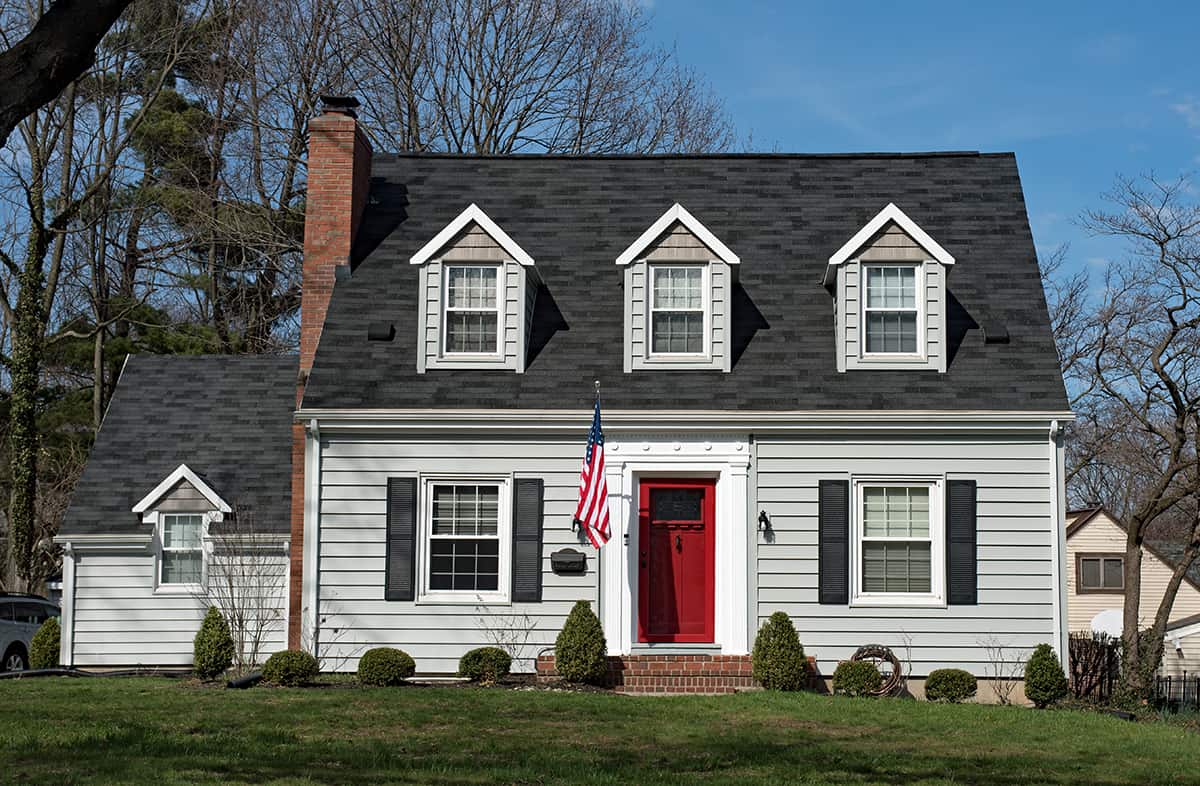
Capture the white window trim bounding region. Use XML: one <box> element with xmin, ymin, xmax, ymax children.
<box><xmin>154</xmin><ymin>511</ymin><xmax>209</xmax><ymax>595</ymax></box>
<box><xmin>441</xmin><ymin>262</ymin><xmax>504</xmax><ymax>359</ymax></box>
<box><xmin>850</xmin><ymin>477</ymin><xmax>945</xmax><ymax>608</ymax></box>
<box><xmin>417</xmin><ymin>475</ymin><xmax>512</xmax><ymax>605</ymax></box>
<box><xmin>859</xmin><ymin>261</ymin><xmax>927</xmax><ymax>362</ymax></box>
<box><xmin>645</xmin><ymin>263</ymin><xmax>711</xmax><ymax>362</ymax></box>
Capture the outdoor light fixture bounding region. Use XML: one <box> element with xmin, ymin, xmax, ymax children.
<box><xmin>758</xmin><ymin>510</ymin><xmax>771</xmax><ymax>533</ymax></box>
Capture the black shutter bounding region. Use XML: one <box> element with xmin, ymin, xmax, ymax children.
<box><xmin>818</xmin><ymin>479</ymin><xmax>849</xmax><ymax>605</ymax></box>
<box><xmin>511</xmin><ymin>478</ymin><xmax>545</xmax><ymax>603</ymax></box>
<box><xmin>384</xmin><ymin>477</ymin><xmax>418</xmax><ymax>601</ymax></box>
<box><xmin>946</xmin><ymin>479</ymin><xmax>978</xmax><ymax>605</ymax></box>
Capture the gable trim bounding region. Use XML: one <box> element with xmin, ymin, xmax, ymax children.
<box><xmin>615</xmin><ymin>203</ymin><xmax>739</xmax><ymax>266</ymax></box>
<box><xmin>826</xmin><ymin>203</ymin><xmax>955</xmax><ymax>283</ymax></box>
<box><xmin>131</xmin><ymin>463</ymin><xmax>232</xmax><ymax>514</ymax></box>
<box><xmin>409</xmin><ymin>203</ymin><xmax>535</xmax><ymax>267</ymax></box>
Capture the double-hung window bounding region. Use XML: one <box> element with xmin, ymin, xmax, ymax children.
<box><xmin>650</xmin><ymin>265</ymin><xmax>705</xmax><ymax>355</ymax></box>
<box><xmin>1077</xmin><ymin>554</ymin><xmax>1124</xmax><ymax>594</ymax></box>
<box><xmin>423</xmin><ymin>481</ymin><xmax>510</xmax><ymax>601</ymax></box>
<box><xmin>160</xmin><ymin>513</ymin><xmax>204</xmax><ymax>588</ymax></box>
<box><xmin>855</xmin><ymin>481</ymin><xmax>943</xmax><ymax>605</ymax></box>
<box><xmin>863</xmin><ymin>265</ymin><xmax>920</xmax><ymax>355</ymax></box>
<box><xmin>444</xmin><ymin>265</ymin><xmax>500</xmax><ymax>355</ymax></box>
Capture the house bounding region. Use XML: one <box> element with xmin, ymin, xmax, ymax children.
<box><xmin>1064</xmin><ymin>504</ymin><xmax>1200</xmax><ymax>677</ymax></box>
<box><xmin>55</xmin><ymin>97</ymin><xmax>1072</xmax><ymax>696</ymax></box>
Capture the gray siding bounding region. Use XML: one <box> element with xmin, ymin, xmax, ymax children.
<box><xmin>625</xmin><ymin>222</ymin><xmax>731</xmax><ymax>372</ymax></box>
<box><xmin>69</xmin><ymin>547</ymin><xmax>287</xmax><ymax>667</ymax></box>
<box><xmin>754</xmin><ymin>433</ymin><xmax>1055</xmax><ymax>675</ymax></box>
<box><xmin>154</xmin><ymin>479</ymin><xmax>208</xmax><ymax>512</ymax></box>
<box><xmin>315</xmin><ymin>435</ymin><xmax>594</xmax><ymax>673</ymax></box>
<box><xmin>840</xmin><ymin>222</ymin><xmax>946</xmax><ymax>373</ymax></box>
<box><xmin>417</xmin><ymin>223</ymin><xmax>529</xmax><ymax>373</ymax></box>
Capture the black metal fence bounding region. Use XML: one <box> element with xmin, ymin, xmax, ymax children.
<box><xmin>1069</xmin><ymin>631</ymin><xmax>1120</xmax><ymax>702</ymax></box>
<box><xmin>1155</xmin><ymin>674</ymin><xmax>1200</xmax><ymax>712</ymax></box>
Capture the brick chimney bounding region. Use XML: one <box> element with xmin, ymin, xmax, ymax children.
<box><xmin>290</xmin><ymin>96</ymin><xmax>372</xmax><ymax>646</ymax></box>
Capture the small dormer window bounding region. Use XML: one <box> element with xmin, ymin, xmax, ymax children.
<box><xmin>650</xmin><ymin>265</ymin><xmax>706</xmax><ymax>355</ymax></box>
<box><xmin>410</xmin><ymin>204</ymin><xmax>539</xmax><ymax>374</ymax></box>
<box><xmin>444</xmin><ymin>264</ymin><xmax>501</xmax><ymax>355</ymax></box>
<box><xmin>863</xmin><ymin>264</ymin><xmax>920</xmax><ymax>355</ymax></box>
<box><xmin>617</xmin><ymin>203</ymin><xmax>739</xmax><ymax>372</ymax></box>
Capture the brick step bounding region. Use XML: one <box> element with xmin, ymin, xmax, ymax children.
<box><xmin>536</xmin><ymin>653</ymin><xmax>819</xmax><ymax>695</ymax></box>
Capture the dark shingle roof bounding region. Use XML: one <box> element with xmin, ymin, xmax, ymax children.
<box><xmin>61</xmin><ymin>354</ymin><xmax>297</xmax><ymax>535</ymax></box>
<box><xmin>303</xmin><ymin>152</ymin><xmax>1069</xmax><ymax>411</ymax></box>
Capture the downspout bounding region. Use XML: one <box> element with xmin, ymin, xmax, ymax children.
<box><xmin>1048</xmin><ymin>419</ymin><xmax>1068</xmax><ymax>663</ymax></box>
<box><xmin>303</xmin><ymin>417</ymin><xmax>322</xmax><ymax>659</ymax></box>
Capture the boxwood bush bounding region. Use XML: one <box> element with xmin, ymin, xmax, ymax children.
<box><xmin>357</xmin><ymin>647</ymin><xmax>416</xmax><ymax>686</ymax></box>
<box><xmin>262</xmin><ymin>649</ymin><xmax>319</xmax><ymax>686</ymax></box>
<box><xmin>555</xmin><ymin>600</ymin><xmax>608</xmax><ymax>684</ymax></box>
<box><xmin>1024</xmin><ymin>643</ymin><xmax>1068</xmax><ymax>708</ymax></box>
<box><xmin>29</xmin><ymin>617</ymin><xmax>60</xmax><ymax>670</ymax></box>
<box><xmin>925</xmin><ymin>668</ymin><xmax>977</xmax><ymax>703</ymax></box>
<box><xmin>192</xmin><ymin>606</ymin><xmax>235</xmax><ymax>680</ymax></box>
<box><xmin>832</xmin><ymin>660</ymin><xmax>882</xmax><ymax>697</ymax></box>
<box><xmin>751</xmin><ymin>612</ymin><xmax>807</xmax><ymax>691</ymax></box>
<box><xmin>458</xmin><ymin>646</ymin><xmax>512</xmax><ymax>684</ymax></box>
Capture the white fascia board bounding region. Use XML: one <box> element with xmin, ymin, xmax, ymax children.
<box><xmin>52</xmin><ymin>532</ymin><xmax>153</xmax><ymax>549</ymax></box>
<box><xmin>296</xmin><ymin>408</ymin><xmax>1075</xmax><ymax>434</ymax></box>
<box><xmin>615</xmin><ymin>203</ymin><xmax>739</xmax><ymax>266</ymax></box>
<box><xmin>408</xmin><ymin>203</ymin><xmax>535</xmax><ymax>267</ymax></box>
<box><xmin>131</xmin><ymin>463</ymin><xmax>233</xmax><ymax>514</ymax></box>
<box><xmin>825</xmin><ymin>203</ymin><xmax>955</xmax><ymax>284</ymax></box>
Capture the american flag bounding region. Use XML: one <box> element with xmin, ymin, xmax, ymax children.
<box><xmin>573</xmin><ymin>395</ymin><xmax>611</xmax><ymax>548</ymax></box>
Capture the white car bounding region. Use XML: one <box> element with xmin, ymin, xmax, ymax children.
<box><xmin>1</xmin><ymin>594</ymin><xmax>59</xmax><ymax>672</ymax></box>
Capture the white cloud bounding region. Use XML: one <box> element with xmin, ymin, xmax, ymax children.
<box><xmin>1171</xmin><ymin>96</ymin><xmax>1200</xmax><ymax>128</ymax></box>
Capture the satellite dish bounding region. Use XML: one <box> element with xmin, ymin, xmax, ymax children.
<box><xmin>1091</xmin><ymin>609</ymin><xmax>1123</xmax><ymax>637</ymax></box>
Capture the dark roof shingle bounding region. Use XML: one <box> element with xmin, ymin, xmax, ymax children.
<box><xmin>61</xmin><ymin>354</ymin><xmax>297</xmax><ymax>535</ymax></box>
<box><xmin>304</xmin><ymin>152</ymin><xmax>1069</xmax><ymax>412</ymax></box>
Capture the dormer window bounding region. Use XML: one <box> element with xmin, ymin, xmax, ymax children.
<box><xmin>826</xmin><ymin>203</ymin><xmax>955</xmax><ymax>373</ymax></box>
<box><xmin>617</xmin><ymin>203</ymin><xmax>739</xmax><ymax>372</ymax></box>
<box><xmin>444</xmin><ymin>264</ymin><xmax>501</xmax><ymax>355</ymax></box>
<box><xmin>410</xmin><ymin>204</ymin><xmax>539</xmax><ymax>374</ymax></box>
<box><xmin>650</xmin><ymin>265</ymin><xmax>706</xmax><ymax>355</ymax></box>
<box><xmin>863</xmin><ymin>264</ymin><xmax>920</xmax><ymax>355</ymax></box>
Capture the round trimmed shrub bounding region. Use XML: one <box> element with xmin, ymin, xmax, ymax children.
<box><xmin>555</xmin><ymin>600</ymin><xmax>608</xmax><ymax>684</ymax></box>
<box><xmin>262</xmin><ymin>649</ymin><xmax>319</xmax><ymax>686</ymax></box>
<box><xmin>459</xmin><ymin>647</ymin><xmax>512</xmax><ymax>684</ymax></box>
<box><xmin>1024</xmin><ymin>643</ymin><xmax>1068</xmax><ymax>708</ymax></box>
<box><xmin>752</xmin><ymin>612</ymin><xmax>807</xmax><ymax>691</ymax></box>
<box><xmin>925</xmin><ymin>668</ymin><xmax>977</xmax><ymax>703</ymax></box>
<box><xmin>29</xmin><ymin>617</ymin><xmax>60</xmax><ymax>670</ymax></box>
<box><xmin>832</xmin><ymin>660</ymin><xmax>882</xmax><ymax>697</ymax></box>
<box><xmin>192</xmin><ymin>606</ymin><xmax>235</xmax><ymax>680</ymax></box>
<box><xmin>357</xmin><ymin>647</ymin><xmax>416</xmax><ymax>686</ymax></box>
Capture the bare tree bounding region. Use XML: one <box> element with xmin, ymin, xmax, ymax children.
<box><xmin>1067</xmin><ymin>173</ymin><xmax>1200</xmax><ymax>699</ymax></box>
<box><xmin>0</xmin><ymin>0</ymin><xmax>134</xmax><ymax>149</ymax></box>
<box><xmin>202</xmin><ymin>506</ymin><xmax>288</xmax><ymax>674</ymax></box>
<box><xmin>340</xmin><ymin>0</ymin><xmax>734</xmax><ymax>154</ymax></box>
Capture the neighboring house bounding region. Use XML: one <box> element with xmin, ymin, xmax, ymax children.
<box><xmin>55</xmin><ymin>97</ymin><xmax>1072</xmax><ymax>694</ymax></box>
<box><xmin>1064</xmin><ymin>505</ymin><xmax>1200</xmax><ymax>677</ymax></box>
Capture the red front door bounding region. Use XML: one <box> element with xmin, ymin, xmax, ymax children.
<box><xmin>637</xmin><ymin>478</ymin><xmax>715</xmax><ymax>643</ymax></box>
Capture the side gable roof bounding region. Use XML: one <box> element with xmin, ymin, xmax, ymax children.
<box><xmin>304</xmin><ymin>152</ymin><xmax>1069</xmax><ymax>412</ymax></box>
<box><xmin>61</xmin><ymin>354</ymin><xmax>297</xmax><ymax>536</ymax></box>
<box><xmin>615</xmin><ymin>203</ymin><xmax>739</xmax><ymax>266</ymax></box>
<box><xmin>409</xmin><ymin>203</ymin><xmax>535</xmax><ymax>267</ymax></box>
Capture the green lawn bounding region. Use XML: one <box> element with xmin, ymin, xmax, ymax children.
<box><xmin>1</xmin><ymin>678</ymin><xmax>1198</xmax><ymax>785</ymax></box>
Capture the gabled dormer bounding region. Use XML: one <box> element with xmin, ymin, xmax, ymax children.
<box><xmin>825</xmin><ymin>203</ymin><xmax>955</xmax><ymax>373</ymax></box>
<box><xmin>410</xmin><ymin>204</ymin><xmax>540</xmax><ymax>373</ymax></box>
<box><xmin>617</xmin><ymin>204</ymin><xmax>739</xmax><ymax>372</ymax></box>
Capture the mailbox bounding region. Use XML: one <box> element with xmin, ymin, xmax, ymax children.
<box><xmin>550</xmin><ymin>548</ymin><xmax>586</xmax><ymax>574</ymax></box>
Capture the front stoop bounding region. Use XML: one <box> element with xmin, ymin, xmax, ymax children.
<box><xmin>536</xmin><ymin>653</ymin><xmax>819</xmax><ymax>694</ymax></box>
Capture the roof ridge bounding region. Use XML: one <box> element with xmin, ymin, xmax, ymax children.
<box><xmin>372</xmin><ymin>150</ymin><xmax>994</xmax><ymax>161</ymax></box>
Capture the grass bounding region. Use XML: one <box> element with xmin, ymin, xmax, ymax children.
<box><xmin>1</xmin><ymin>678</ymin><xmax>1198</xmax><ymax>785</ymax></box>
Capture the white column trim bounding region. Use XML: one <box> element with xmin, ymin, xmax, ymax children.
<box><xmin>302</xmin><ymin>419</ymin><xmax>322</xmax><ymax>656</ymax></box>
<box><xmin>59</xmin><ymin>542</ymin><xmax>76</xmax><ymax>667</ymax></box>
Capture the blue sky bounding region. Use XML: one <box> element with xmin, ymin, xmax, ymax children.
<box><xmin>646</xmin><ymin>0</ymin><xmax>1199</xmax><ymax>275</ymax></box>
